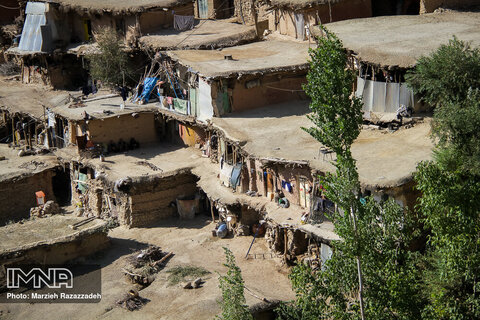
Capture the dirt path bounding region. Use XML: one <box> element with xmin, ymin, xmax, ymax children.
<box><xmin>0</xmin><ymin>215</ymin><xmax>294</xmax><ymax>319</ymax></box>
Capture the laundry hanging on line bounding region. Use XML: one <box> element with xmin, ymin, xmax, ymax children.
<box><xmin>174</xmin><ymin>15</ymin><xmax>195</xmax><ymax>31</ymax></box>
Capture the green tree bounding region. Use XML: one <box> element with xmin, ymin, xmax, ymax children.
<box><xmin>217</xmin><ymin>247</ymin><xmax>253</xmax><ymax>320</ymax></box>
<box><xmin>415</xmin><ymin>162</ymin><xmax>480</xmax><ymax>319</ymax></box>
<box><xmin>405</xmin><ymin>37</ymin><xmax>480</xmax><ymax>107</ymax></box>
<box><xmin>408</xmin><ymin>37</ymin><xmax>480</xmax><ymax>319</ymax></box>
<box><xmin>406</xmin><ymin>38</ymin><xmax>480</xmax><ymax>175</ymax></box>
<box><xmin>86</xmin><ymin>27</ymin><xmax>131</xmax><ymax>87</ymax></box>
<box><xmin>277</xmin><ymin>199</ymin><xmax>423</xmax><ymax>320</ymax></box>
<box><xmin>303</xmin><ymin>27</ymin><xmax>363</xmax><ymax>158</ymax></box>
<box><xmin>278</xmin><ymin>26</ymin><xmax>423</xmax><ymax>320</ymax></box>
<box><xmin>302</xmin><ymin>26</ymin><xmax>365</xmax><ymax>318</ymax></box>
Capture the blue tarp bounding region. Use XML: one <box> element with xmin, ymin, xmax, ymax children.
<box><xmin>138</xmin><ymin>77</ymin><xmax>158</xmax><ymax>103</ymax></box>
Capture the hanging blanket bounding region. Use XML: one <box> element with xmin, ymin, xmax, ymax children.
<box><xmin>230</xmin><ymin>164</ymin><xmax>243</xmax><ymax>190</ymax></box>
<box><xmin>174</xmin><ymin>15</ymin><xmax>195</xmax><ymax>31</ymax></box>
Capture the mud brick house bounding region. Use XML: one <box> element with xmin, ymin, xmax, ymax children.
<box><xmin>0</xmin><ymin>145</ymin><xmax>71</xmax><ymax>225</ymax></box>
<box><xmin>194</xmin><ymin>0</ymin><xmax>235</xmax><ymax>19</ymax></box>
<box><xmin>7</xmin><ymin>0</ymin><xmax>195</xmax><ymax>88</ymax></box>
<box><xmin>138</xmin><ymin>19</ymin><xmax>257</xmax><ymax>52</ymax></box>
<box><xmin>51</xmin><ymin>95</ymin><xmax>161</xmax><ymax>153</ymax></box>
<box><xmin>193</xmin><ymin>0</ymin><xmax>268</xmax><ymax>23</ymax></box>
<box><xmin>265</xmin><ymin>0</ymin><xmax>372</xmax><ymax>40</ymax></box>
<box><xmin>314</xmin><ymin>10</ymin><xmax>480</xmax><ymax>115</ymax></box>
<box><xmin>208</xmin><ymin>100</ymin><xmax>432</xmax><ymax>210</ymax></box>
<box><xmin>54</xmin><ymin>143</ymin><xmax>204</xmax><ymax>228</ymax></box>
<box><xmin>14</xmin><ymin>0</ymin><xmax>195</xmax><ymax>51</ymax></box>
<box><xmin>160</xmin><ymin>40</ymin><xmax>310</xmax><ymax>122</ymax></box>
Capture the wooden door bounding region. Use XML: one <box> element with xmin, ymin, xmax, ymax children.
<box><xmin>294</xmin><ymin>13</ymin><xmax>305</xmax><ymax>40</ymax></box>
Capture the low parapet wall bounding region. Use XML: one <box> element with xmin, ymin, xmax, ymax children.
<box><xmin>0</xmin><ymin>217</ymin><xmax>109</xmax><ymax>266</ymax></box>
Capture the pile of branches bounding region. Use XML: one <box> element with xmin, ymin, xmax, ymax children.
<box><xmin>0</xmin><ymin>61</ymin><xmax>20</xmax><ymax>76</ymax></box>
<box><xmin>116</xmin><ymin>289</ymin><xmax>149</xmax><ymax>311</ymax></box>
<box><xmin>122</xmin><ymin>246</ymin><xmax>173</xmax><ymax>288</ymax></box>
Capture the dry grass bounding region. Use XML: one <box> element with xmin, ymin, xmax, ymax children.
<box><xmin>166</xmin><ymin>265</ymin><xmax>211</xmax><ymax>286</ymax></box>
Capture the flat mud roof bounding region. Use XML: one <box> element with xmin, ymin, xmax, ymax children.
<box><xmin>317</xmin><ymin>11</ymin><xmax>480</xmax><ymax>68</ymax></box>
<box><xmin>0</xmin><ymin>215</ymin><xmax>106</xmax><ymax>254</ymax></box>
<box><xmin>165</xmin><ymin>40</ymin><xmax>311</xmax><ymax>79</ymax></box>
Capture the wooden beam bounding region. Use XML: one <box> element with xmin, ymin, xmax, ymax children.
<box><xmin>210</xmin><ymin>198</ymin><xmax>215</xmax><ymax>223</ymax></box>
<box><xmin>11</xmin><ymin>117</ymin><xmax>15</xmax><ymax>145</ymax></box>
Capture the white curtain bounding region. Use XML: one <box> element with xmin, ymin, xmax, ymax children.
<box><xmin>198</xmin><ymin>78</ymin><xmax>214</xmax><ymax>122</ymax></box>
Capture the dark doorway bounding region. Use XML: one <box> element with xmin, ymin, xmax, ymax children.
<box><xmin>52</xmin><ymin>166</ymin><xmax>72</xmax><ymax>206</ymax></box>
<box><xmin>372</xmin><ymin>0</ymin><xmax>420</xmax><ymax>16</ymax></box>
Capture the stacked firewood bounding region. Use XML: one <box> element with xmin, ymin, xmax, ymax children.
<box><xmin>122</xmin><ymin>246</ymin><xmax>173</xmax><ymax>287</ymax></box>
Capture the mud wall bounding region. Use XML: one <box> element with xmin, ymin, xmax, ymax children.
<box><xmin>21</xmin><ymin>55</ymin><xmax>86</xmax><ymax>90</ymax></box>
<box><xmin>70</xmin><ymin>165</ymin><xmax>104</xmax><ymax>218</ymax></box>
<box><xmin>269</xmin><ymin>0</ymin><xmax>372</xmax><ymax>39</ymax></box>
<box><xmin>194</xmin><ymin>0</ymin><xmax>228</xmax><ymax>19</ymax></box>
<box><xmin>87</xmin><ymin>112</ymin><xmax>158</xmax><ymax>146</ymax></box>
<box><xmin>140</xmin><ymin>3</ymin><xmax>194</xmax><ymax>33</ymax></box>
<box><xmin>127</xmin><ymin>173</ymin><xmax>199</xmax><ymax>227</ymax></box>
<box><xmin>265</xmin><ymin>225</ymin><xmax>309</xmax><ymax>259</ymax></box>
<box><xmin>232</xmin><ymin>0</ymin><xmax>269</xmax><ymax>23</ymax></box>
<box><xmin>178</xmin><ymin>123</ymin><xmax>206</xmax><ymax>147</ymax></box>
<box><xmin>273</xmin><ymin>165</ymin><xmax>313</xmax><ymax>208</ymax></box>
<box><xmin>228</xmin><ymin>73</ymin><xmax>307</xmax><ymax>113</ymax></box>
<box><xmin>0</xmin><ymin>231</ymin><xmax>109</xmax><ymax>265</ymax></box>
<box><xmin>378</xmin><ymin>180</ymin><xmax>420</xmax><ymax>211</ymax></box>
<box><xmin>245</xmin><ymin>160</ymin><xmax>313</xmax><ymax>208</ymax></box>
<box><xmin>420</xmin><ymin>0</ymin><xmax>480</xmax><ymax>12</ymax></box>
<box><xmin>0</xmin><ymin>169</ymin><xmax>56</xmax><ymax>225</ymax></box>
<box><xmin>234</xmin><ymin>0</ymin><xmax>255</xmax><ymax>23</ymax></box>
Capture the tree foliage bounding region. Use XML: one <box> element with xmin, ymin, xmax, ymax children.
<box><xmin>278</xmin><ymin>199</ymin><xmax>423</xmax><ymax>320</ymax></box>
<box><xmin>431</xmin><ymin>90</ymin><xmax>480</xmax><ymax>175</ymax></box>
<box><xmin>410</xmin><ymin>37</ymin><xmax>480</xmax><ymax>319</ymax></box>
<box><xmin>303</xmin><ymin>26</ymin><xmax>363</xmax><ymax>158</ymax></box>
<box><xmin>406</xmin><ymin>37</ymin><xmax>480</xmax><ymax>175</ymax></box>
<box><xmin>405</xmin><ymin>37</ymin><xmax>480</xmax><ymax>107</ymax></box>
<box><xmin>86</xmin><ymin>27</ymin><xmax>131</xmax><ymax>87</ymax></box>
<box><xmin>415</xmin><ymin>162</ymin><xmax>480</xmax><ymax>319</ymax></box>
<box><xmin>217</xmin><ymin>247</ymin><xmax>253</xmax><ymax>320</ymax></box>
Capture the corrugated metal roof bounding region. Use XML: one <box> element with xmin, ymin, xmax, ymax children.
<box><xmin>18</xmin><ymin>2</ymin><xmax>47</xmax><ymax>52</ymax></box>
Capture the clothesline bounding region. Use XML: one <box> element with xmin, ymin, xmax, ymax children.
<box><xmin>0</xmin><ymin>4</ymin><xmax>20</xmax><ymax>9</ymax></box>
<box><xmin>265</xmin><ymin>85</ymin><xmax>304</xmax><ymax>93</ymax></box>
